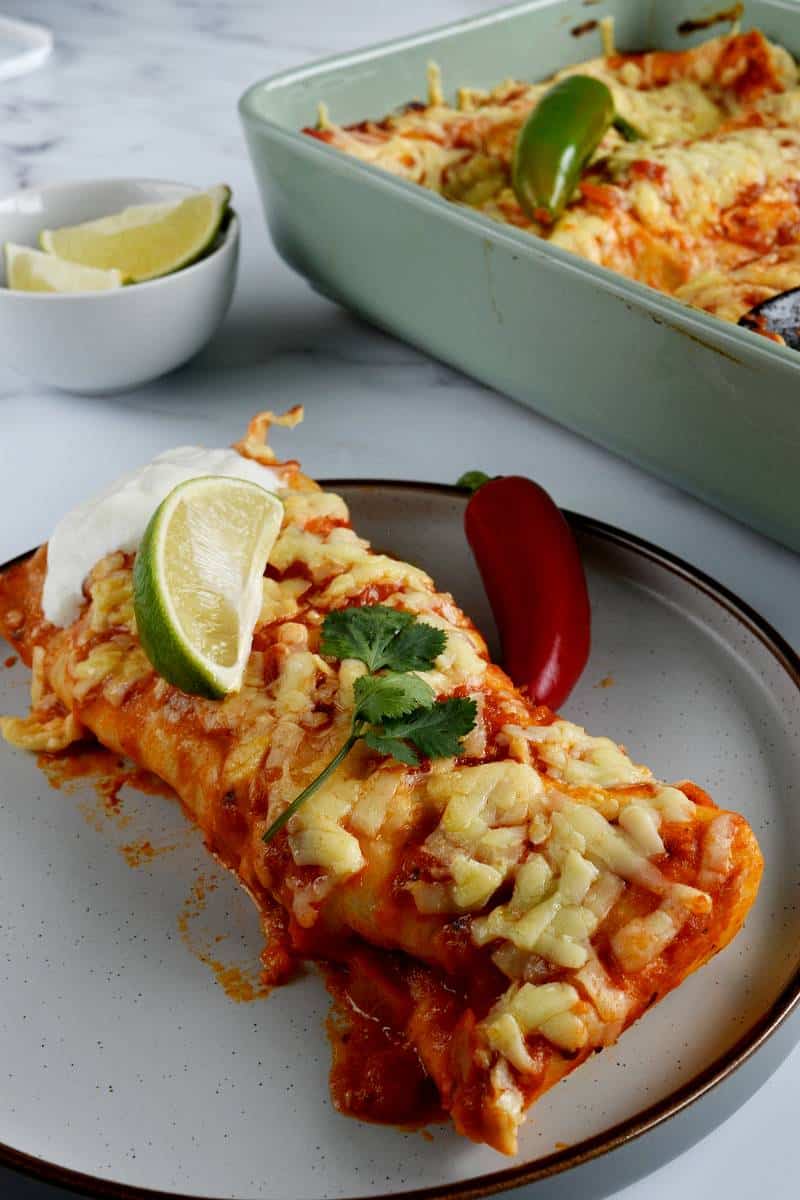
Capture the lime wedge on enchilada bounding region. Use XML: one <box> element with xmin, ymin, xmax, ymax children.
<box><xmin>132</xmin><ymin>476</ymin><xmax>283</xmax><ymax>699</ymax></box>
<box><xmin>39</xmin><ymin>184</ymin><xmax>230</xmax><ymax>282</ymax></box>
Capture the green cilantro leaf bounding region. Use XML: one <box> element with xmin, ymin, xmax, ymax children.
<box><xmin>320</xmin><ymin>605</ymin><xmax>414</xmax><ymax>672</ymax></box>
<box><xmin>363</xmin><ymin>729</ymin><xmax>420</xmax><ymax>766</ymax></box>
<box><xmin>353</xmin><ymin>672</ymin><xmax>434</xmax><ymax>725</ymax></box>
<box><xmin>384</xmin><ymin>622</ymin><xmax>446</xmax><ymax>672</ymax></box>
<box><xmin>380</xmin><ymin>697</ymin><xmax>478</xmax><ymax>760</ymax></box>
<box><xmin>320</xmin><ymin>605</ymin><xmax>445</xmax><ymax>673</ymax></box>
<box><xmin>262</xmin><ymin>606</ymin><xmax>476</xmax><ymax>845</ymax></box>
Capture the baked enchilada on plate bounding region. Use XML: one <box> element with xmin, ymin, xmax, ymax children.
<box><xmin>0</xmin><ymin>414</ymin><xmax>763</xmax><ymax>1155</ymax></box>
<box><xmin>307</xmin><ymin>26</ymin><xmax>800</xmax><ymax>330</ymax></box>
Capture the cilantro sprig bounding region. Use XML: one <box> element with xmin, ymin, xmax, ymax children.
<box><xmin>262</xmin><ymin>605</ymin><xmax>477</xmax><ymax>844</ymax></box>
<box><xmin>363</xmin><ymin>696</ymin><xmax>477</xmax><ymax>764</ymax></box>
<box><xmin>320</xmin><ymin>605</ymin><xmax>447</xmax><ymax>673</ymax></box>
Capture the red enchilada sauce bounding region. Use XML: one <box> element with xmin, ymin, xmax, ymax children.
<box><xmin>322</xmin><ymin>953</ymin><xmax>445</xmax><ymax>1129</ymax></box>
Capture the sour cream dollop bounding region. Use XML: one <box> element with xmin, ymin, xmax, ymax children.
<box><xmin>43</xmin><ymin>446</ymin><xmax>283</xmax><ymax>627</ymax></box>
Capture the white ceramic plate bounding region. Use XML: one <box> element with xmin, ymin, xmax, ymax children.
<box><xmin>1</xmin><ymin>482</ymin><xmax>798</xmax><ymax>1200</ymax></box>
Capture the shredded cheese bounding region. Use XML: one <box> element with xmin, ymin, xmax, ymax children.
<box><xmin>611</xmin><ymin>905</ymin><xmax>682</xmax><ymax>972</ymax></box>
<box><xmin>427</xmin><ymin>60</ymin><xmax>444</xmax><ymax>108</ymax></box>
<box><xmin>483</xmin><ymin>981</ymin><xmax>587</xmax><ymax>1059</ymax></box>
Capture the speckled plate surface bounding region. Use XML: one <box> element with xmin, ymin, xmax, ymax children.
<box><xmin>0</xmin><ymin>482</ymin><xmax>798</xmax><ymax>1200</ymax></box>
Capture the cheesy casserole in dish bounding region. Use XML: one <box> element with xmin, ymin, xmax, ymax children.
<box><xmin>307</xmin><ymin>28</ymin><xmax>800</xmax><ymax>328</ymax></box>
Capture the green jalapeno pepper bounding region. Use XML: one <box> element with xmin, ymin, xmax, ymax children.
<box><xmin>512</xmin><ymin>74</ymin><xmax>640</xmax><ymax>225</ymax></box>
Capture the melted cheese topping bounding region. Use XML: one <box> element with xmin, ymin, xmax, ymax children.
<box><xmin>611</xmin><ymin>904</ymin><xmax>683</xmax><ymax>972</ymax></box>
<box><xmin>312</xmin><ymin>29</ymin><xmax>800</xmax><ymax>332</ymax></box>
<box><xmin>399</xmin><ymin>715</ymin><xmax>718</xmax><ymax>1063</ymax></box>
<box><xmin>484</xmin><ymin>981</ymin><xmax>588</xmax><ymax>1063</ymax></box>
<box><xmin>0</xmin><ymin>644</ymin><xmax>83</xmax><ymax>751</ymax></box>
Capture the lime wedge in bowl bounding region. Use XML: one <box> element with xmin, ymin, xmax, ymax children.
<box><xmin>133</xmin><ymin>476</ymin><xmax>283</xmax><ymax>699</ymax></box>
<box><xmin>5</xmin><ymin>243</ymin><xmax>125</xmax><ymax>292</ymax></box>
<box><xmin>39</xmin><ymin>184</ymin><xmax>231</xmax><ymax>283</ymax></box>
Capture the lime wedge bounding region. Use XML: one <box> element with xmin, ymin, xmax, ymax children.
<box><xmin>5</xmin><ymin>243</ymin><xmax>125</xmax><ymax>292</ymax></box>
<box><xmin>39</xmin><ymin>184</ymin><xmax>231</xmax><ymax>283</ymax></box>
<box><xmin>132</xmin><ymin>476</ymin><xmax>283</xmax><ymax>699</ymax></box>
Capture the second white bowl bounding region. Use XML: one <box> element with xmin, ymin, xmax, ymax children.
<box><xmin>0</xmin><ymin>178</ymin><xmax>239</xmax><ymax>394</ymax></box>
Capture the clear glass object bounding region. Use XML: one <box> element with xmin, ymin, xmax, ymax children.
<box><xmin>0</xmin><ymin>15</ymin><xmax>52</xmax><ymax>82</ymax></box>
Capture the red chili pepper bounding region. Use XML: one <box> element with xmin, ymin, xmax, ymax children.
<box><xmin>461</xmin><ymin>474</ymin><xmax>591</xmax><ymax>710</ymax></box>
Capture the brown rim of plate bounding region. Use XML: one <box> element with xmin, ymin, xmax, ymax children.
<box><xmin>0</xmin><ymin>479</ymin><xmax>798</xmax><ymax>1200</ymax></box>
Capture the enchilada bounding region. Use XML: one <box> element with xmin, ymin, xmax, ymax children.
<box><xmin>307</xmin><ymin>28</ymin><xmax>800</xmax><ymax>330</ymax></box>
<box><xmin>0</xmin><ymin>414</ymin><xmax>763</xmax><ymax>1154</ymax></box>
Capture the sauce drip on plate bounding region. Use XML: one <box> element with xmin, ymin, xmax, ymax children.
<box><xmin>323</xmin><ymin>954</ymin><xmax>445</xmax><ymax>1130</ymax></box>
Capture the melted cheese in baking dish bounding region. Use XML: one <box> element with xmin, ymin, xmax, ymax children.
<box><xmin>307</xmin><ymin>29</ymin><xmax>800</xmax><ymax>330</ymax></box>
<box><xmin>0</xmin><ymin>412</ymin><xmax>764</xmax><ymax>1154</ymax></box>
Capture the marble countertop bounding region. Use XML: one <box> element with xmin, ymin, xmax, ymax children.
<box><xmin>0</xmin><ymin>2</ymin><xmax>797</xmax><ymax>1198</ymax></box>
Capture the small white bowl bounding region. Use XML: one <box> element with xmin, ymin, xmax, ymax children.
<box><xmin>0</xmin><ymin>178</ymin><xmax>239</xmax><ymax>394</ymax></box>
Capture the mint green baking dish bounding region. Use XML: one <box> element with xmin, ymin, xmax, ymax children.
<box><xmin>240</xmin><ymin>0</ymin><xmax>800</xmax><ymax>552</ymax></box>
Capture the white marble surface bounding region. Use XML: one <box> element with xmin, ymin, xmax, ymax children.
<box><xmin>0</xmin><ymin>1</ymin><xmax>797</xmax><ymax>1197</ymax></box>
